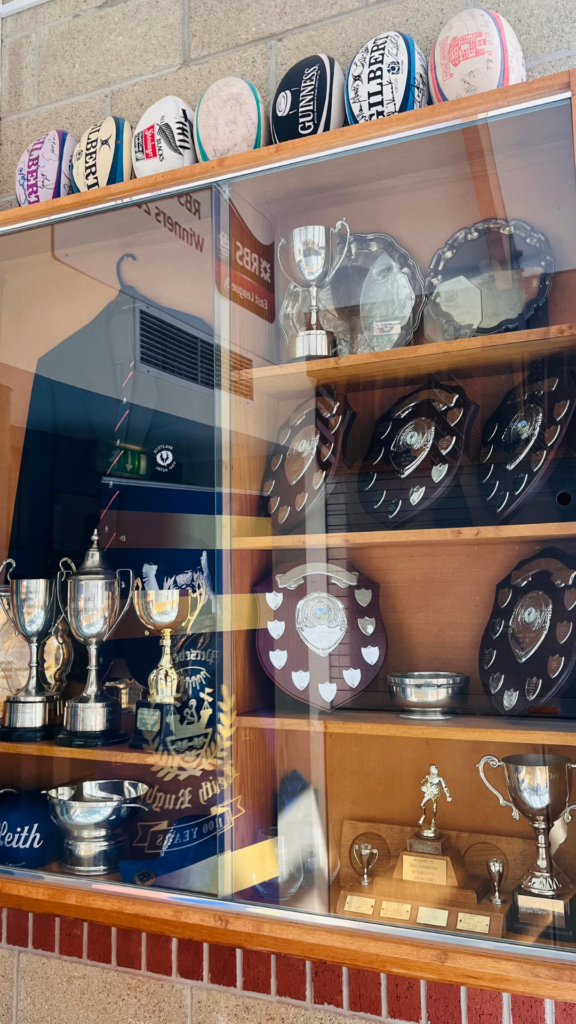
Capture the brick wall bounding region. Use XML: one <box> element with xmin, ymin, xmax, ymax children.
<box><xmin>1</xmin><ymin>0</ymin><xmax>576</xmax><ymax>206</ymax></box>
<box><xmin>0</xmin><ymin>907</ymin><xmax>572</xmax><ymax>1023</ymax></box>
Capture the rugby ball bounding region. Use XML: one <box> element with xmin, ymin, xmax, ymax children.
<box><xmin>194</xmin><ymin>77</ymin><xmax>267</xmax><ymax>161</ymax></box>
<box><xmin>70</xmin><ymin>116</ymin><xmax>133</xmax><ymax>192</ymax></box>
<box><xmin>15</xmin><ymin>130</ymin><xmax>76</xmax><ymax>206</ymax></box>
<box><xmin>345</xmin><ymin>33</ymin><xmax>428</xmax><ymax>123</ymax></box>
<box><xmin>132</xmin><ymin>96</ymin><xmax>197</xmax><ymax>178</ymax></box>
<box><xmin>272</xmin><ymin>54</ymin><xmax>345</xmax><ymax>144</ymax></box>
<box><xmin>429</xmin><ymin>8</ymin><xmax>525</xmax><ymax>103</ymax></box>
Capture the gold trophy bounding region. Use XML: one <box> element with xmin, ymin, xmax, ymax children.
<box><xmin>130</xmin><ymin>577</ymin><xmax>206</xmax><ymax>750</ymax></box>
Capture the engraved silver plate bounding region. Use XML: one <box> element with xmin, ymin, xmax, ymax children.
<box><xmin>295</xmin><ymin>592</ymin><xmax>347</xmax><ymax>657</ymax></box>
<box><xmin>508</xmin><ymin>591</ymin><xmax>553</xmax><ymax>663</ymax></box>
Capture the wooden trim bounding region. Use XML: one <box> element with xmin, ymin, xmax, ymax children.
<box><xmin>0</xmin><ymin>73</ymin><xmax>570</xmax><ymax>235</ymax></box>
<box><xmin>0</xmin><ymin>875</ymin><xmax>575</xmax><ymax>999</ymax></box>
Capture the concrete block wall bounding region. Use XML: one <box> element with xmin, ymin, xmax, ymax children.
<box><xmin>1</xmin><ymin>0</ymin><xmax>576</xmax><ymax>207</ymax></box>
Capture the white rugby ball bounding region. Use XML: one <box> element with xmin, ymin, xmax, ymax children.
<box><xmin>194</xmin><ymin>77</ymin><xmax>267</xmax><ymax>161</ymax></box>
<box><xmin>429</xmin><ymin>8</ymin><xmax>525</xmax><ymax>103</ymax></box>
<box><xmin>71</xmin><ymin>116</ymin><xmax>133</xmax><ymax>192</ymax></box>
<box><xmin>15</xmin><ymin>130</ymin><xmax>76</xmax><ymax>206</ymax></box>
<box><xmin>345</xmin><ymin>32</ymin><xmax>428</xmax><ymax>123</ymax></box>
<box><xmin>132</xmin><ymin>96</ymin><xmax>197</xmax><ymax>178</ymax></box>
<box><xmin>272</xmin><ymin>54</ymin><xmax>345</xmax><ymax>143</ymax></box>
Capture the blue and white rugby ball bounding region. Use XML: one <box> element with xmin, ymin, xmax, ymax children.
<box><xmin>133</xmin><ymin>96</ymin><xmax>197</xmax><ymax>178</ymax></box>
<box><xmin>272</xmin><ymin>54</ymin><xmax>345</xmax><ymax>144</ymax></box>
<box><xmin>345</xmin><ymin>33</ymin><xmax>428</xmax><ymax>123</ymax></box>
<box><xmin>70</xmin><ymin>116</ymin><xmax>133</xmax><ymax>192</ymax></box>
<box><xmin>429</xmin><ymin>8</ymin><xmax>525</xmax><ymax>104</ymax></box>
<box><xmin>15</xmin><ymin>130</ymin><xmax>76</xmax><ymax>206</ymax></box>
<box><xmin>194</xmin><ymin>77</ymin><xmax>267</xmax><ymax>161</ymax></box>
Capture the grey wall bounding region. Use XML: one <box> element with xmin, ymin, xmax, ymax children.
<box><xmin>1</xmin><ymin>0</ymin><xmax>576</xmax><ymax>206</ymax></box>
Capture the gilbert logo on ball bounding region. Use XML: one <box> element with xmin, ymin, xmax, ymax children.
<box><xmin>345</xmin><ymin>32</ymin><xmax>428</xmax><ymax>123</ymax></box>
<box><xmin>272</xmin><ymin>54</ymin><xmax>345</xmax><ymax>144</ymax></box>
<box><xmin>133</xmin><ymin>96</ymin><xmax>197</xmax><ymax>178</ymax></box>
<box><xmin>70</xmin><ymin>116</ymin><xmax>133</xmax><ymax>192</ymax></box>
<box><xmin>429</xmin><ymin>8</ymin><xmax>525</xmax><ymax>103</ymax></box>
<box><xmin>15</xmin><ymin>130</ymin><xmax>77</xmax><ymax>206</ymax></box>
<box><xmin>193</xmin><ymin>77</ymin><xmax>268</xmax><ymax>161</ymax></box>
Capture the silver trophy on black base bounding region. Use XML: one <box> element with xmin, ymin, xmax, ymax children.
<box><xmin>0</xmin><ymin>559</ymin><xmax>63</xmax><ymax>741</ymax></box>
<box><xmin>55</xmin><ymin>531</ymin><xmax>133</xmax><ymax>748</ymax></box>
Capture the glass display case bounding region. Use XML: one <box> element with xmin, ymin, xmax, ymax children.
<box><xmin>2</xmin><ymin>70</ymin><xmax>576</xmax><ymax>992</ymax></box>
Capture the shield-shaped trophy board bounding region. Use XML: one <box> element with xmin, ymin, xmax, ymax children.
<box><xmin>254</xmin><ymin>559</ymin><xmax>387</xmax><ymax>711</ymax></box>
<box><xmin>357</xmin><ymin>378</ymin><xmax>478</xmax><ymax>527</ymax></box>
<box><xmin>479</xmin><ymin>547</ymin><xmax>576</xmax><ymax>715</ymax></box>
<box><xmin>259</xmin><ymin>387</ymin><xmax>355</xmax><ymax>534</ymax></box>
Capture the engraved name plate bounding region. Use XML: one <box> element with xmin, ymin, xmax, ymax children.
<box><xmin>402</xmin><ymin>854</ymin><xmax>447</xmax><ymax>886</ymax></box>
<box><xmin>380</xmin><ymin>901</ymin><xmax>411</xmax><ymax>921</ymax></box>
<box><xmin>344</xmin><ymin>894</ymin><xmax>376</xmax><ymax>916</ymax></box>
<box><xmin>456</xmin><ymin>912</ymin><xmax>490</xmax><ymax>934</ymax></box>
<box><xmin>137</xmin><ymin>707</ymin><xmax>162</xmax><ymax>732</ymax></box>
<box><xmin>416</xmin><ymin>906</ymin><xmax>449</xmax><ymax>927</ymax></box>
<box><xmin>516</xmin><ymin>893</ymin><xmax>566</xmax><ymax>925</ymax></box>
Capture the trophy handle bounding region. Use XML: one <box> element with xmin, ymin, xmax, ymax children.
<box><xmin>181</xmin><ymin>577</ymin><xmax>207</xmax><ymax>634</ymax></box>
<box><xmin>369</xmin><ymin>848</ymin><xmax>379</xmax><ymax>869</ymax></box>
<box><xmin>277</xmin><ymin>236</ymin><xmax>291</xmax><ymax>282</ymax></box>
<box><xmin>562</xmin><ymin>764</ymin><xmax>576</xmax><ymax>823</ymax></box>
<box><xmin>0</xmin><ymin>560</ymin><xmax>17</xmax><ymax>633</ymax></box>
<box><xmin>325</xmin><ymin>218</ymin><xmax>350</xmax><ymax>286</ymax></box>
<box><xmin>476</xmin><ymin>755</ymin><xmax>521</xmax><ymax>820</ymax></box>
<box><xmin>0</xmin><ymin>558</ymin><xmax>15</xmax><ymax>583</ymax></box>
<box><xmin>105</xmin><ymin>568</ymin><xmax>134</xmax><ymax>640</ymax></box>
<box><xmin>56</xmin><ymin>558</ymin><xmax>76</xmax><ymax>621</ymax></box>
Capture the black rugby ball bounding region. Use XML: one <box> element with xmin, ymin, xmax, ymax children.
<box><xmin>272</xmin><ymin>54</ymin><xmax>345</xmax><ymax>144</ymax></box>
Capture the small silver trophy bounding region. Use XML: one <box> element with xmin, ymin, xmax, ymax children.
<box><xmin>56</xmin><ymin>530</ymin><xmax>133</xmax><ymax>747</ymax></box>
<box><xmin>278</xmin><ymin>219</ymin><xmax>350</xmax><ymax>360</ymax></box>
<box><xmin>0</xmin><ymin>558</ymin><xmax>63</xmax><ymax>740</ymax></box>
<box><xmin>353</xmin><ymin>842</ymin><xmax>378</xmax><ymax>886</ymax></box>
<box><xmin>487</xmin><ymin>857</ymin><xmax>504</xmax><ymax>906</ymax></box>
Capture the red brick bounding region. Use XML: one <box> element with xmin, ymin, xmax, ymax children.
<box><xmin>146</xmin><ymin>933</ymin><xmax>172</xmax><ymax>976</ymax></box>
<box><xmin>209</xmin><ymin>944</ymin><xmax>237</xmax><ymax>987</ymax></box>
<box><xmin>312</xmin><ymin>961</ymin><xmax>343</xmax><ymax>1008</ymax></box>
<box><xmin>32</xmin><ymin>913</ymin><xmax>56</xmax><ymax>953</ymax></box>
<box><xmin>243</xmin><ymin>949</ymin><xmax>271</xmax><ymax>995</ymax></box>
<box><xmin>387</xmin><ymin>975</ymin><xmax>421</xmax><ymax>1023</ymax></box>
<box><xmin>87</xmin><ymin>922</ymin><xmax>112</xmax><ymax>964</ymax></box>
<box><xmin>6</xmin><ymin>908</ymin><xmax>28</xmax><ymax>948</ymax></box>
<box><xmin>467</xmin><ymin>989</ymin><xmax>502</xmax><ymax>1024</ymax></box>
<box><xmin>556</xmin><ymin>1002</ymin><xmax>576</xmax><ymax>1024</ymax></box>
<box><xmin>427</xmin><ymin>981</ymin><xmax>462</xmax><ymax>1024</ymax></box>
<box><xmin>511</xmin><ymin>995</ymin><xmax>545</xmax><ymax>1024</ymax></box>
<box><xmin>177</xmin><ymin>938</ymin><xmax>203</xmax><ymax>981</ymax></box>
<box><xmin>59</xmin><ymin>917</ymin><xmax>83</xmax><ymax>958</ymax></box>
<box><xmin>349</xmin><ymin>969</ymin><xmax>382</xmax><ymax>1016</ymax></box>
<box><xmin>276</xmin><ymin>954</ymin><xmax>307</xmax><ymax>1001</ymax></box>
<box><xmin>116</xmin><ymin>928</ymin><xmax>141</xmax><ymax>970</ymax></box>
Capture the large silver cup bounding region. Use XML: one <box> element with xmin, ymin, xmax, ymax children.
<box><xmin>0</xmin><ymin>558</ymin><xmax>62</xmax><ymax>736</ymax></box>
<box><xmin>477</xmin><ymin>753</ymin><xmax>576</xmax><ymax>896</ymax></box>
<box><xmin>57</xmin><ymin>530</ymin><xmax>133</xmax><ymax>745</ymax></box>
<box><xmin>278</xmin><ymin>219</ymin><xmax>350</xmax><ymax>360</ymax></box>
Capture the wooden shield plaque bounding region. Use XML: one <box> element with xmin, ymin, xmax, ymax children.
<box><xmin>357</xmin><ymin>378</ymin><xmax>478</xmax><ymax>526</ymax></box>
<box><xmin>259</xmin><ymin>387</ymin><xmax>355</xmax><ymax>534</ymax></box>
<box><xmin>254</xmin><ymin>559</ymin><xmax>387</xmax><ymax>710</ymax></box>
<box><xmin>479</xmin><ymin>547</ymin><xmax>576</xmax><ymax>715</ymax></box>
<box><xmin>477</xmin><ymin>358</ymin><xmax>576</xmax><ymax>522</ymax></box>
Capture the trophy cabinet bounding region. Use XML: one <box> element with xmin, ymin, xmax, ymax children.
<box><xmin>2</xmin><ymin>70</ymin><xmax>576</xmax><ymax>1000</ymax></box>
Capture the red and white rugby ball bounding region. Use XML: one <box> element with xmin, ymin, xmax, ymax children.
<box><xmin>132</xmin><ymin>96</ymin><xmax>197</xmax><ymax>178</ymax></box>
<box><xmin>429</xmin><ymin>8</ymin><xmax>525</xmax><ymax>104</ymax></box>
<box><xmin>15</xmin><ymin>130</ymin><xmax>76</xmax><ymax>206</ymax></box>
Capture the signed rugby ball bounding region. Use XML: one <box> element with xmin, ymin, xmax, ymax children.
<box><xmin>194</xmin><ymin>77</ymin><xmax>267</xmax><ymax>161</ymax></box>
<box><xmin>70</xmin><ymin>116</ymin><xmax>133</xmax><ymax>192</ymax></box>
<box><xmin>346</xmin><ymin>32</ymin><xmax>428</xmax><ymax>123</ymax></box>
<box><xmin>429</xmin><ymin>8</ymin><xmax>525</xmax><ymax>103</ymax></box>
<box><xmin>15</xmin><ymin>130</ymin><xmax>76</xmax><ymax>206</ymax></box>
<box><xmin>272</xmin><ymin>54</ymin><xmax>345</xmax><ymax>144</ymax></box>
<box><xmin>133</xmin><ymin>96</ymin><xmax>197</xmax><ymax>178</ymax></box>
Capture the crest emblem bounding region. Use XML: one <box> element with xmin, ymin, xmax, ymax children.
<box><xmin>296</xmin><ymin>592</ymin><xmax>346</xmax><ymax>657</ymax></box>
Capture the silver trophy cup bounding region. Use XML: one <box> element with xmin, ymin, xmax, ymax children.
<box><xmin>56</xmin><ymin>530</ymin><xmax>133</xmax><ymax>747</ymax></box>
<box><xmin>478</xmin><ymin>753</ymin><xmax>576</xmax><ymax>897</ymax></box>
<box><xmin>278</xmin><ymin>219</ymin><xmax>350</xmax><ymax>360</ymax></box>
<box><xmin>0</xmin><ymin>558</ymin><xmax>62</xmax><ymax>738</ymax></box>
<box><xmin>47</xmin><ymin>779</ymin><xmax>149</xmax><ymax>874</ymax></box>
<box><xmin>353</xmin><ymin>842</ymin><xmax>379</xmax><ymax>886</ymax></box>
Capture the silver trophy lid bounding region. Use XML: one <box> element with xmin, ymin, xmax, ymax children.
<box><xmin>72</xmin><ymin>529</ymin><xmax>116</xmax><ymax>580</ymax></box>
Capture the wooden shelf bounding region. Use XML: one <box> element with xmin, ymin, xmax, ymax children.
<box><xmin>0</xmin><ymin>740</ymin><xmax>171</xmax><ymax>766</ymax></box>
<box><xmin>233</xmin><ymin>520</ymin><xmax>576</xmax><ymax>550</ymax></box>
<box><xmin>246</xmin><ymin>324</ymin><xmax>576</xmax><ymax>397</ymax></box>
<box><xmin>238</xmin><ymin>709</ymin><xmax>576</xmax><ymax>744</ymax></box>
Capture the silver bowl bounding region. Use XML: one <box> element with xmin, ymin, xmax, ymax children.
<box><xmin>387</xmin><ymin>672</ymin><xmax>469</xmax><ymax>718</ymax></box>
<box><xmin>47</xmin><ymin>779</ymin><xmax>149</xmax><ymax>875</ymax></box>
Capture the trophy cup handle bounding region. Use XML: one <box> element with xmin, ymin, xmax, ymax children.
<box><xmin>277</xmin><ymin>236</ymin><xmax>292</xmax><ymax>282</ymax></box>
<box><xmin>369</xmin><ymin>848</ymin><xmax>379</xmax><ymax>870</ymax></box>
<box><xmin>56</xmin><ymin>558</ymin><xmax>76</xmax><ymax>622</ymax></box>
<box><xmin>0</xmin><ymin>559</ymin><xmax>17</xmax><ymax>633</ymax></box>
<box><xmin>562</xmin><ymin>765</ymin><xmax>576</xmax><ymax>822</ymax></box>
<box><xmin>0</xmin><ymin>558</ymin><xmax>15</xmax><ymax>583</ymax></box>
<box><xmin>476</xmin><ymin>755</ymin><xmax>521</xmax><ymax>820</ymax></box>
<box><xmin>325</xmin><ymin>218</ymin><xmax>350</xmax><ymax>286</ymax></box>
<box><xmin>105</xmin><ymin>568</ymin><xmax>134</xmax><ymax>640</ymax></box>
